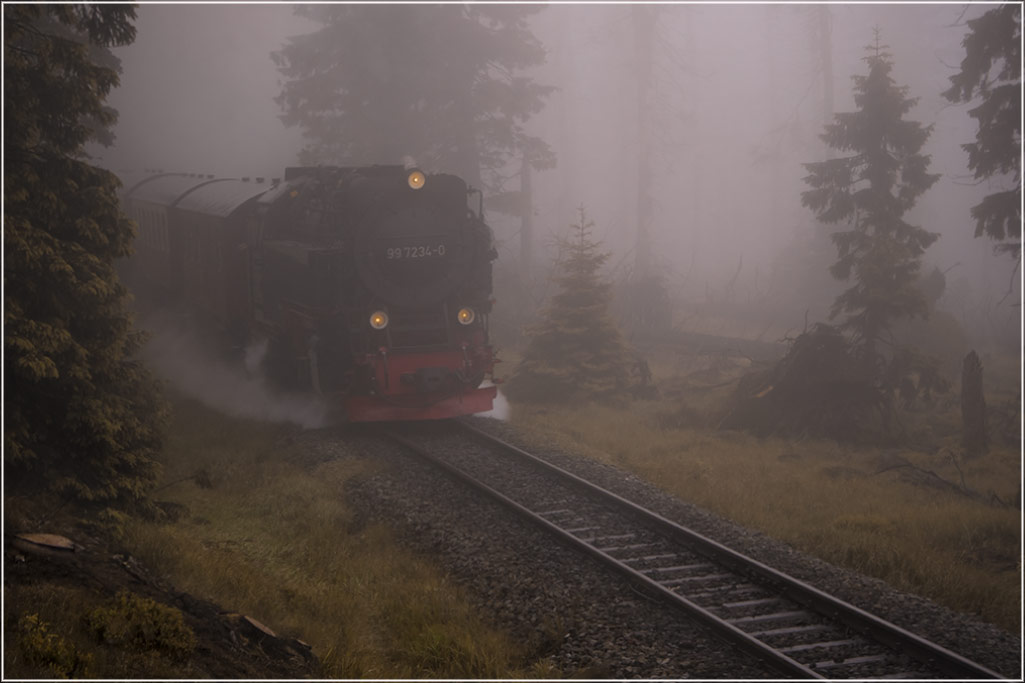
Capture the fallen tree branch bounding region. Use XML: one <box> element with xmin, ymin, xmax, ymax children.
<box><xmin>874</xmin><ymin>453</ymin><xmax>1010</xmax><ymax>507</ymax></box>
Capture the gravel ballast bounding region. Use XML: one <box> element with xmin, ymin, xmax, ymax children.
<box><xmin>314</xmin><ymin>418</ymin><xmax>1020</xmax><ymax>679</ymax></box>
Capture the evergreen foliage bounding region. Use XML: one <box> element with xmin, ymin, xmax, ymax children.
<box><xmin>272</xmin><ymin>5</ymin><xmax>555</xmax><ymax>194</ymax></box>
<box><xmin>801</xmin><ymin>33</ymin><xmax>939</xmax><ymax>358</ymax></box>
<box><xmin>504</xmin><ymin>208</ymin><xmax>632</xmax><ymax>402</ymax></box>
<box><xmin>943</xmin><ymin>4</ymin><xmax>1022</xmax><ymax>260</ymax></box>
<box><xmin>4</xmin><ymin>5</ymin><xmax>165</xmax><ymax>507</ymax></box>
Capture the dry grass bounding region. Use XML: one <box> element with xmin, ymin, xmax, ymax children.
<box><xmin>509</xmin><ymin>381</ymin><xmax>1021</xmax><ymax>633</ymax></box>
<box><xmin>123</xmin><ymin>395</ymin><xmax>550</xmax><ymax>678</ymax></box>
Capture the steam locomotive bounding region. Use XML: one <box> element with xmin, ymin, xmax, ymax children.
<box><xmin>118</xmin><ymin>165</ymin><xmax>498</xmax><ymax>421</ymax></box>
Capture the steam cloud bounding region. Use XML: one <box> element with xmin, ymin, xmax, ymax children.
<box><xmin>477</xmin><ymin>380</ymin><xmax>510</xmax><ymax>421</ymax></box>
<box><xmin>138</xmin><ymin>312</ymin><xmax>328</xmax><ymax>429</ymax></box>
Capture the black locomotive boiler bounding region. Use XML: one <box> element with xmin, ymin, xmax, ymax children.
<box><xmin>118</xmin><ymin>165</ymin><xmax>498</xmax><ymax>421</ymax></box>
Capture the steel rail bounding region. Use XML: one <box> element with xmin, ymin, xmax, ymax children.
<box><xmin>386</xmin><ymin>432</ymin><xmax>821</xmax><ymax>679</ymax></box>
<box><xmin>454</xmin><ymin>420</ymin><xmax>1003</xmax><ymax>680</ymax></box>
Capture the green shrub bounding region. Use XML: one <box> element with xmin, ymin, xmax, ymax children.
<box><xmin>85</xmin><ymin>591</ymin><xmax>195</xmax><ymax>661</ymax></box>
<box><xmin>17</xmin><ymin>613</ymin><xmax>93</xmax><ymax>678</ymax></box>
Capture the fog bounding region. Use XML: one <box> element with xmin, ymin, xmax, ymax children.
<box><xmin>95</xmin><ymin>4</ymin><xmax>312</xmax><ymax>179</ymax></box>
<box><xmin>96</xmin><ymin>3</ymin><xmax>1020</xmax><ymax>353</ymax></box>
<box><xmin>137</xmin><ymin>310</ymin><xmax>328</xmax><ymax>429</ymax></box>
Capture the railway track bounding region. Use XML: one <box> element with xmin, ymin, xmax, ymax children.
<box><xmin>385</xmin><ymin>420</ymin><xmax>1003</xmax><ymax>680</ymax></box>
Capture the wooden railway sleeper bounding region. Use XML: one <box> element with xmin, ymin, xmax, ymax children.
<box><xmin>591</xmin><ymin>533</ymin><xmax>638</xmax><ymax>545</ymax></box>
<box><xmin>599</xmin><ymin>542</ymin><xmax>664</xmax><ymax>555</ymax></box>
<box><xmin>535</xmin><ymin>508</ymin><xmax>573</xmax><ymax>518</ymax></box>
<box><xmin>686</xmin><ymin>582</ymin><xmax>766</xmax><ymax>604</ymax></box>
<box><xmin>728</xmin><ymin>609</ymin><xmax>817</xmax><ymax>628</ymax></box>
<box><xmin>642</xmin><ymin>562</ymin><xmax>718</xmax><ymax>575</ymax></box>
<box><xmin>622</xmin><ymin>552</ymin><xmax>686</xmax><ymax>567</ymax></box>
<box><xmin>747</xmin><ymin>623</ymin><xmax>835</xmax><ymax>639</ymax></box>
<box><xmin>777</xmin><ymin>638</ymin><xmax>861</xmax><ymax>655</ymax></box>
<box><xmin>562</xmin><ymin>525</ymin><xmax>602</xmax><ymax>534</ymax></box>
<box><xmin>721</xmin><ymin>597</ymin><xmax>786</xmax><ymax>610</ymax></box>
<box><xmin>658</xmin><ymin>572</ymin><xmax>735</xmax><ymax>587</ymax></box>
<box><xmin>810</xmin><ymin>653</ymin><xmax>889</xmax><ymax>670</ymax></box>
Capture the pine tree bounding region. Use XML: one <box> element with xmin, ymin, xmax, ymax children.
<box><xmin>4</xmin><ymin>5</ymin><xmax>166</xmax><ymax>509</ymax></box>
<box><xmin>272</xmin><ymin>5</ymin><xmax>554</xmax><ymax>192</ymax></box>
<box><xmin>801</xmin><ymin>32</ymin><xmax>939</xmax><ymax>359</ymax></box>
<box><xmin>505</xmin><ymin>208</ymin><xmax>632</xmax><ymax>402</ymax></box>
<box><xmin>943</xmin><ymin>4</ymin><xmax>1021</xmax><ymax>260</ymax></box>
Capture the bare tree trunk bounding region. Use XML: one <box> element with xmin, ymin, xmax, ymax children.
<box><xmin>961</xmin><ymin>350</ymin><xmax>988</xmax><ymax>455</ymax></box>
<box><xmin>632</xmin><ymin>4</ymin><xmax>656</xmax><ymax>280</ymax></box>
<box><xmin>817</xmin><ymin>5</ymin><xmax>834</xmax><ymax>159</ymax></box>
<box><xmin>519</xmin><ymin>150</ymin><xmax>533</xmax><ymax>276</ymax></box>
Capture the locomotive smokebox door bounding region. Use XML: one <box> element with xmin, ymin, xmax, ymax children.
<box><xmin>353</xmin><ymin>174</ymin><xmax>476</xmax><ymax>309</ymax></box>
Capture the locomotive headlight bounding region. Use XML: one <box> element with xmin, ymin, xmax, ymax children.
<box><xmin>407</xmin><ymin>169</ymin><xmax>426</xmax><ymax>190</ymax></box>
<box><xmin>369</xmin><ymin>310</ymin><xmax>389</xmax><ymax>330</ymax></box>
<box><xmin>456</xmin><ymin>307</ymin><xmax>476</xmax><ymax>325</ymax></box>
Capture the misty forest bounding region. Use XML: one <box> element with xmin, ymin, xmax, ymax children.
<box><xmin>4</xmin><ymin>3</ymin><xmax>1022</xmax><ymax>679</ymax></box>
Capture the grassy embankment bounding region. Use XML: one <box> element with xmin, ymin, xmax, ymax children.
<box><xmin>7</xmin><ymin>392</ymin><xmax>565</xmax><ymax>678</ymax></box>
<box><xmin>117</xmin><ymin>395</ymin><xmax>561</xmax><ymax>678</ymax></box>
<box><xmin>120</xmin><ymin>393</ymin><xmax>565</xmax><ymax>676</ymax></box>
<box><xmin>505</xmin><ymin>349</ymin><xmax>1021</xmax><ymax>634</ymax></box>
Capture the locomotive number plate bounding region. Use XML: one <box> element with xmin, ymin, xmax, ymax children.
<box><xmin>384</xmin><ymin>243</ymin><xmax>448</xmax><ymax>260</ymax></box>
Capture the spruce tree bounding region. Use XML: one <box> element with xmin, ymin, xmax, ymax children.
<box><xmin>801</xmin><ymin>32</ymin><xmax>939</xmax><ymax>359</ymax></box>
<box><xmin>4</xmin><ymin>5</ymin><xmax>165</xmax><ymax>509</ymax></box>
<box><xmin>272</xmin><ymin>4</ymin><xmax>554</xmax><ymax>192</ymax></box>
<box><xmin>505</xmin><ymin>208</ymin><xmax>631</xmax><ymax>402</ymax></box>
<box><xmin>943</xmin><ymin>4</ymin><xmax>1021</xmax><ymax>260</ymax></box>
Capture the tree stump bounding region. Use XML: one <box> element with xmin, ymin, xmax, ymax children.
<box><xmin>961</xmin><ymin>350</ymin><xmax>988</xmax><ymax>455</ymax></box>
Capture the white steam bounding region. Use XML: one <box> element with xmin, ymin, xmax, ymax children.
<box><xmin>139</xmin><ymin>313</ymin><xmax>328</xmax><ymax>429</ymax></box>
<box><xmin>477</xmin><ymin>381</ymin><xmax>510</xmax><ymax>421</ymax></box>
